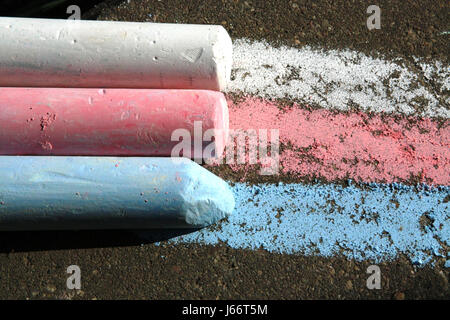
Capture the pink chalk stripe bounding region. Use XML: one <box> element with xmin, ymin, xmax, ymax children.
<box><xmin>224</xmin><ymin>97</ymin><xmax>449</xmax><ymax>185</ymax></box>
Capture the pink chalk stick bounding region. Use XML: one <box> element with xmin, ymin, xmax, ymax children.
<box><xmin>223</xmin><ymin>97</ymin><xmax>450</xmax><ymax>185</ymax></box>
<box><xmin>0</xmin><ymin>88</ymin><xmax>228</xmax><ymax>157</ymax></box>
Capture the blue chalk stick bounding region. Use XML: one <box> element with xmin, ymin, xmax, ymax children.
<box><xmin>0</xmin><ymin>157</ymin><xmax>235</xmax><ymax>230</ymax></box>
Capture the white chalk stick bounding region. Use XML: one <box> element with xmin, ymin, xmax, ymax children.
<box><xmin>0</xmin><ymin>17</ymin><xmax>232</xmax><ymax>91</ymax></box>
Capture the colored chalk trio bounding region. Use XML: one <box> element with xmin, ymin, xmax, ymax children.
<box><xmin>0</xmin><ymin>17</ymin><xmax>235</xmax><ymax>230</ymax></box>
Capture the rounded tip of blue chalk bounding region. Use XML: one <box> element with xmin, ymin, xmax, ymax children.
<box><xmin>174</xmin><ymin>158</ymin><xmax>235</xmax><ymax>227</ymax></box>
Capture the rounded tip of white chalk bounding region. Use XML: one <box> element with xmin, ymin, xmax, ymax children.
<box><xmin>212</xmin><ymin>26</ymin><xmax>233</xmax><ymax>91</ymax></box>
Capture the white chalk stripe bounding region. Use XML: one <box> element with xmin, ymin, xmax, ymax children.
<box><xmin>228</xmin><ymin>39</ymin><xmax>449</xmax><ymax>118</ymax></box>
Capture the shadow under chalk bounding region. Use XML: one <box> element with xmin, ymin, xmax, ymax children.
<box><xmin>0</xmin><ymin>228</ymin><xmax>200</xmax><ymax>253</ymax></box>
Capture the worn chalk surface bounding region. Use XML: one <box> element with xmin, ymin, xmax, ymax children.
<box><xmin>221</xmin><ymin>97</ymin><xmax>450</xmax><ymax>185</ymax></box>
<box><xmin>0</xmin><ymin>157</ymin><xmax>235</xmax><ymax>230</ymax></box>
<box><xmin>0</xmin><ymin>17</ymin><xmax>232</xmax><ymax>91</ymax></box>
<box><xmin>153</xmin><ymin>182</ymin><xmax>449</xmax><ymax>266</ymax></box>
<box><xmin>228</xmin><ymin>39</ymin><xmax>449</xmax><ymax>118</ymax></box>
<box><xmin>0</xmin><ymin>88</ymin><xmax>229</xmax><ymax>157</ymax></box>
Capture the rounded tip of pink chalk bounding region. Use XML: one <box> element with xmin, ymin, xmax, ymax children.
<box><xmin>214</xmin><ymin>93</ymin><xmax>229</xmax><ymax>158</ymax></box>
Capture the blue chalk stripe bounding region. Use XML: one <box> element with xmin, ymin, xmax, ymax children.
<box><xmin>0</xmin><ymin>157</ymin><xmax>235</xmax><ymax>230</ymax></box>
<box><xmin>155</xmin><ymin>182</ymin><xmax>449</xmax><ymax>266</ymax></box>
